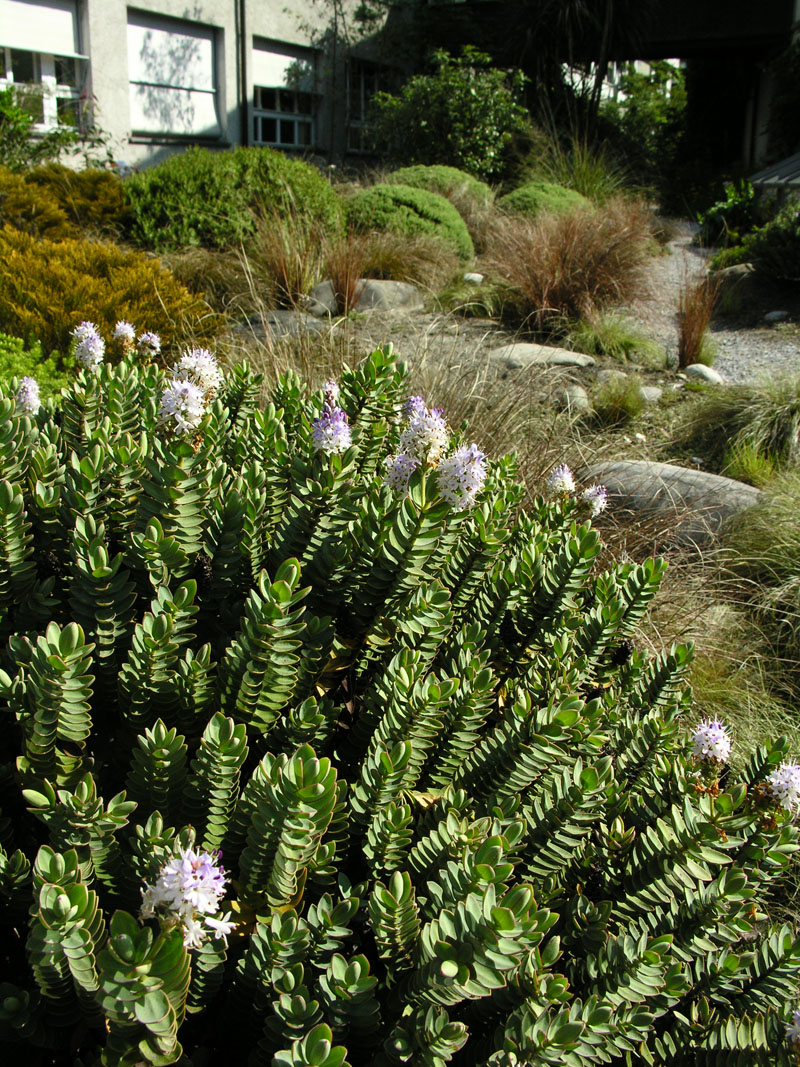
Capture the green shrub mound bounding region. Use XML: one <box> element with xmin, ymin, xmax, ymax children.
<box><xmin>346</xmin><ymin>184</ymin><xmax>474</xmax><ymax>263</ymax></box>
<box><xmin>0</xmin><ymin>344</ymin><xmax>799</xmax><ymax>1065</ymax></box>
<box><xmin>124</xmin><ymin>146</ymin><xmax>345</xmax><ymax>253</ymax></box>
<box><xmin>499</xmin><ymin>180</ymin><xmax>591</xmax><ymax>219</ymax></box>
<box><xmin>0</xmin><ymin>226</ymin><xmax>221</xmax><ymax>354</ymax></box>
<box><xmin>0</xmin><ymin>333</ymin><xmax>70</xmax><ymax>398</ymax></box>
<box><xmin>388</xmin><ymin>165</ymin><xmax>492</xmax><ymax>207</ymax></box>
<box><xmin>747</xmin><ymin>199</ymin><xmax>800</xmax><ymax>282</ymax></box>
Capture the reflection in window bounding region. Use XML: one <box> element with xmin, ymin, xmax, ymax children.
<box><xmin>126</xmin><ymin>12</ymin><xmax>221</xmax><ymax>139</ymax></box>
<box><xmin>346</xmin><ymin>60</ymin><xmax>382</xmax><ymax>153</ymax></box>
<box><xmin>0</xmin><ymin>46</ymin><xmax>83</xmax><ymax>129</ymax></box>
<box><xmin>251</xmin><ymin>41</ymin><xmax>317</xmax><ymax>150</ymax></box>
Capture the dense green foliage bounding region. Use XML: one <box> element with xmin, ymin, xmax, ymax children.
<box><xmin>0</xmin><ymin>164</ymin><xmax>127</xmax><ymax>240</ymax></box>
<box><xmin>696</xmin><ymin>180</ymin><xmax>764</xmax><ymax>249</ymax></box>
<box><xmin>388</xmin><ymin>166</ymin><xmax>492</xmax><ymax>207</ymax></box>
<box><xmin>368</xmin><ymin>48</ymin><xmax>529</xmax><ymax>183</ymax></box>
<box><xmin>498</xmin><ymin>180</ymin><xmax>591</xmax><ymax>220</ymax></box>
<box><xmin>124</xmin><ymin>147</ymin><xmax>345</xmax><ymax>253</ymax></box>
<box><xmin>0</xmin><ymin>87</ymin><xmax>82</xmax><ymax>172</ymax></box>
<box><xmin>0</xmin><ymin>226</ymin><xmax>221</xmax><ymax>354</ymax></box>
<box><xmin>345</xmin><ymin>184</ymin><xmax>475</xmax><ymax>263</ymax></box>
<box><xmin>0</xmin><ymin>333</ymin><xmax>70</xmax><ymax>398</ymax></box>
<box><xmin>0</xmin><ymin>343</ymin><xmax>798</xmax><ymax>1065</ymax></box>
<box><xmin>746</xmin><ymin>199</ymin><xmax>800</xmax><ymax>282</ymax></box>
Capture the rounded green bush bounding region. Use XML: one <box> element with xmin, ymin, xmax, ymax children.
<box><xmin>747</xmin><ymin>199</ymin><xmax>800</xmax><ymax>281</ymax></box>
<box><xmin>124</xmin><ymin>146</ymin><xmax>345</xmax><ymax>253</ymax></box>
<box><xmin>499</xmin><ymin>179</ymin><xmax>591</xmax><ymax>219</ymax></box>
<box><xmin>388</xmin><ymin>165</ymin><xmax>492</xmax><ymax>206</ymax></box>
<box><xmin>345</xmin><ymin>183</ymin><xmax>475</xmax><ymax>263</ymax></box>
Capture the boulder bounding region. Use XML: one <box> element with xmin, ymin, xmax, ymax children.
<box><xmin>308</xmin><ymin>279</ymin><xmax>424</xmax><ymax>315</ymax></box>
<box><xmin>250</xmin><ymin>310</ymin><xmax>328</xmax><ymax>338</ymax></box>
<box><xmin>554</xmin><ymin>384</ymin><xmax>590</xmax><ymax>413</ymax></box>
<box><xmin>764</xmin><ymin>310</ymin><xmax>790</xmax><ymax>324</ymax></box>
<box><xmin>684</xmin><ymin>363</ymin><xmax>724</xmax><ymax>384</ymax></box>
<box><xmin>638</xmin><ymin>385</ymin><xmax>663</xmax><ymax>404</ymax></box>
<box><xmin>488</xmin><ymin>343</ymin><xmax>596</xmax><ymax>371</ymax></box>
<box><xmin>582</xmin><ymin>459</ymin><xmax>761</xmax><ymax>546</ymax></box>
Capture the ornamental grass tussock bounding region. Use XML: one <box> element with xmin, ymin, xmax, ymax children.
<box><xmin>2</xmin><ymin>329</ymin><xmax>800</xmax><ymax>1064</ymax></box>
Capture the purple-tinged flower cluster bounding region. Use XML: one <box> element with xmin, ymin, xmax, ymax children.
<box><xmin>158</xmin><ymin>379</ymin><xmax>206</xmax><ymax>435</ymax></box>
<box><xmin>691</xmin><ymin>718</ymin><xmax>732</xmax><ymax>763</ymax></box>
<box><xmin>767</xmin><ymin>761</ymin><xmax>800</xmax><ymax>815</ymax></box>
<box><xmin>581</xmin><ymin>483</ymin><xmax>608</xmax><ymax>517</ymax></box>
<box><xmin>113</xmin><ymin>320</ymin><xmax>136</xmax><ymax>343</ymax></box>
<box><xmin>312</xmin><ymin>382</ymin><xmax>351</xmax><ymax>454</ymax></box>
<box><xmin>15</xmin><ymin>376</ymin><xmax>40</xmax><ymax>416</ymax></box>
<box><xmin>399</xmin><ymin>403</ymin><xmax>449</xmax><ymax>464</ymax></box>
<box><xmin>548</xmin><ymin>464</ymin><xmax>576</xmax><ymax>494</ymax></box>
<box><xmin>547</xmin><ymin>464</ymin><xmax>608</xmax><ymax>517</ymax></box>
<box><xmin>140</xmin><ymin>847</ymin><xmax>235</xmax><ymax>949</ymax></box>
<box><xmin>137</xmin><ymin>331</ymin><xmax>161</xmax><ymax>359</ymax></box>
<box><xmin>71</xmin><ymin>321</ymin><xmax>105</xmax><ymax>370</ymax></box>
<box><xmin>384</xmin><ymin>452</ymin><xmax>420</xmax><ymax>493</ymax></box>
<box><xmin>402</xmin><ymin>394</ymin><xmax>427</xmax><ymax>420</ymax></box>
<box><xmin>437</xmin><ymin>443</ymin><xmax>488</xmax><ymax>511</ymax></box>
<box><xmin>172</xmin><ymin>347</ymin><xmax>223</xmax><ymax>398</ymax></box>
<box><xmin>787</xmin><ymin>1007</ymin><xmax>800</xmax><ymax>1045</ymax></box>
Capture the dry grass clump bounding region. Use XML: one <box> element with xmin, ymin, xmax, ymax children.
<box><xmin>483</xmin><ymin>196</ymin><xmax>653</xmax><ymax>333</ymax></box>
<box><xmin>161</xmin><ymin>246</ymin><xmax>252</xmax><ymax>315</ymax></box>
<box><xmin>676</xmin><ymin>268</ymin><xmax>720</xmax><ymax>367</ymax></box>
<box><xmin>241</xmin><ymin>207</ymin><xmax>327</xmax><ymax>309</ymax></box>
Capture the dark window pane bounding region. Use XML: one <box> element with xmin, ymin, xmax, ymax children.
<box><xmin>297</xmin><ymin>92</ymin><xmax>311</xmax><ymax>115</ymax></box>
<box><xmin>279</xmin><ymin>119</ymin><xmax>295</xmax><ymax>144</ymax></box>
<box><xmin>55</xmin><ymin>56</ymin><xmax>77</xmax><ymax>86</ymax></box>
<box><xmin>279</xmin><ymin>89</ymin><xmax>294</xmax><ymax>114</ymax></box>
<box><xmin>261</xmin><ymin>88</ymin><xmax>277</xmax><ymax>111</ymax></box>
<box><xmin>57</xmin><ymin>94</ymin><xmax>79</xmax><ymax>126</ymax></box>
<box><xmin>298</xmin><ymin>121</ymin><xmax>311</xmax><ymax>145</ymax></box>
<box><xmin>262</xmin><ymin>117</ymin><xmax>277</xmax><ymax>143</ymax></box>
<box><xmin>10</xmin><ymin>49</ymin><xmax>36</xmax><ymax>84</ymax></box>
<box><xmin>15</xmin><ymin>86</ymin><xmax>43</xmax><ymax>122</ymax></box>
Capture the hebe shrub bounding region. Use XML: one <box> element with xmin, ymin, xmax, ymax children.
<box><xmin>0</xmin><ymin>226</ymin><xmax>221</xmax><ymax>353</ymax></box>
<box><xmin>124</xmin><ymin>146</ymin><xmax>345</xmax><ymax>253</ymax></box>
<box><xmin>346</xmin><ymin>183</ymin><xmax>474</xmax><ymax>263</ymax></box>
<box><xmin>0</xmin><ymin>341</ymin><xmax>799</xmax><ymax>1064</ymax></box>
<box><xmin>499</xmin><ymin>179</ymin><xmax>591</xmax><ymax>220</ymax></box>
<box><xmin>388</xmin><ymin>165</ymin><xmax>492</xmax><ymax>207</ymax></box>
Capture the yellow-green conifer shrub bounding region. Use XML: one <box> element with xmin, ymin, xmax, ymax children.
<box><xmin>0</xmin><ymin>167</ymin><xmax>74</xmax><ymax>239</ymax></box>
<box><xmin>0</xmin><ymin>226</ymin><xmax>221</xmax><ymax>354</ymax></box>
<box><xmin>0</xmin><ymin>344</ymin><xmax>799</xmax><ymax>1065</ymax></box>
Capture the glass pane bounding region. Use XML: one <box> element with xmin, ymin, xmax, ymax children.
<box><xmin>55</xmin><ymin>56</ymin><xmax>77</xmax><ymax>87</ymax></box>
<box><xmin>10</xmin><ymin>49</ymin><xmax>36</xmax><ymax>84</ymax></box>
<box><xmin>298</xmin><ymin>121</ymin><xmax>311</xmax><ymax>146</ymax></box>
<box><xmin>279</xmin><ymin>89</ymin><xmax>295</xmax><ymax>114</ymax></box>
<box><xmin>262</xmin><ymin>117</ymin><xmax>277</xmax><ymax>143</ymax></box>
<box><xmin>15</xmin><ymin>85</ymin><xmax>43</xmax><ymax>122</ymax></box>
<box><xmin>279</xmin><ymin>119</ymin><xmax>296</xmax><ymax>145</ymax></box>
<box><xmin>57</xmin><ymin>94</ymin><xmax>79</xmax><ymax>126</ymax></box>
<box><xmin>297</xmin><ymin>92</ymin><xmax>311</xmax><ymax>116</ymax></box>
<box><xmin>260</xmin><ymin>87</ymin><xmax>277</xmax><ymax>111</ymax></box>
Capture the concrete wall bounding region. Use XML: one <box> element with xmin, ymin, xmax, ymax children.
<box><xmin>75</xmin><ymin>0</ymin><xmax>380</xmax><ymax>168</ymax></box>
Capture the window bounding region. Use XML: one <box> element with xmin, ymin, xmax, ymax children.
<box><xmin>251</xmin><ymin>41</ymin><xmax>317</xmax><ymax>149</ymax></box>
<box><xmin>127</xmin><ymin>11</ymin><xmax>221</xmax><ymax>139</ymax></box>
<box><xmin>0</xmin><ymin>0</ymin><xmax>85</xmax><ymax>129</ymax></box>
<box><xmin>346</xmin><ymin>59</ymin><xmax>382</xmax><ymax>153</ymax></box>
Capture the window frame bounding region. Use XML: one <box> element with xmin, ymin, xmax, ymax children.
<box><xmin>0</xmin><ymin>45</ymin><xmax>85</xmax><ymax>131</ymax></box>
<box><xmin>126</xmin><ymin>8</ymin><xmax>224</xmax><ymax>144</ymax></box>
<box><xmin>345</xmin><ymin>58</ymin><xmax>383</xmax><ymax>154</ymax></box>
<box><xmin>251</xmin><ymin>40</ymin><xmax>319</xmax><ymax>152</ymax></box>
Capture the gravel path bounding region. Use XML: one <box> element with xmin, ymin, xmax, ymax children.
<box><xmin>627</xmin><ymin>223</ymin><xmax>800</xmax><ymax>385</ymax></box>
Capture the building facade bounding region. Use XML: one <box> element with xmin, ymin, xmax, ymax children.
<box><xmin>0</xmin><ymin>0</ymin><xmax>394</xmax><ymax>168</ymax></box>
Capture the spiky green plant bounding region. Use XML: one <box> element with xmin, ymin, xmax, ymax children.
<box><xmin>0</xmin><ymin>338</ymin><xmax>799</xmax><ymax>1065</ymax></box>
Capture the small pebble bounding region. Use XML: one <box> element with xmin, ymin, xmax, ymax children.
<box><xmin>634</xmin><ymin>432</ymin><xmax>647</xmax><ymax>443</ymax></box>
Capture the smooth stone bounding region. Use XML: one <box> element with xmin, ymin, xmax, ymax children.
<box><xmin>554</xmin><ymin>384</ymin><xmax>590</xmax><ymax>412</ymax></box>
<box><xmin>355</xmin><ymin>279</ymin><xmax>424</xmax><ymax>311</ymax></box>
<box><xmin>308</xmin><ymin>279</ymin><xmax>425</xmax><ymax>314</ymax></box>
<box><xmin>684</xmin><ymin>363</ymin><xmax>724</xmax><ymax>384</ymax></box>
<box><xmin>638</xmin><ymin>385</ymin><xmax>663</xmax><ymax>404</ymax></box>
<box><xmin>463</xmin><ymin>272</ymin><xmax>484</xmax><ymax>285</ymax></box>
<box><xmin>596</xmin><ymin>368</ymin><xmax>627</xmax><ymax>384</ymax></box>
<box><xmin>765</xmin><ymin>310</ymin><xmax>790</xmax><ymax>323</ymax></box>
<box><xmin>582</xmin><ymin>459</ymin><xmax>761</xmax><ymax>546</ymax></box>
<box><xmin>488</xmin><ymin>343</ymin><xmax>596</xmax><ymax>369</ymax></box>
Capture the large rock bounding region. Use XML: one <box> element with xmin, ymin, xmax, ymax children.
<box><xmin>554</xmin><ymin>384</ymin><xmax>590</xmax><ymax>413</ymax></box>
<box><xmin>488</xmin><ymin>343</ymin><xmax>596</xmax><ymax>370</ymax></box>
<box><xmin>249</xmin><ymin>310</ymin><xmax>328</xmax><ymax>338</ymax></box>
<box><xmin>684</xmin><ymin>363</ymin><xmax>724</xmax><ymax>384</ymax></box>
<box><xmin>308</xmin><ymin>279</ymin><xmax>424</xmax><ymax>316</ymax></box>
<box><xmin>582</xmin><ymin>460</ymin><xmax>761</xmax><ymax>545</ymax></box>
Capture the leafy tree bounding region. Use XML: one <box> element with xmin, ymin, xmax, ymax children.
<box><xmin>367</xmin><ymin>47</ymin><xmax>530</xmax><ymax>182</ymax></box>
